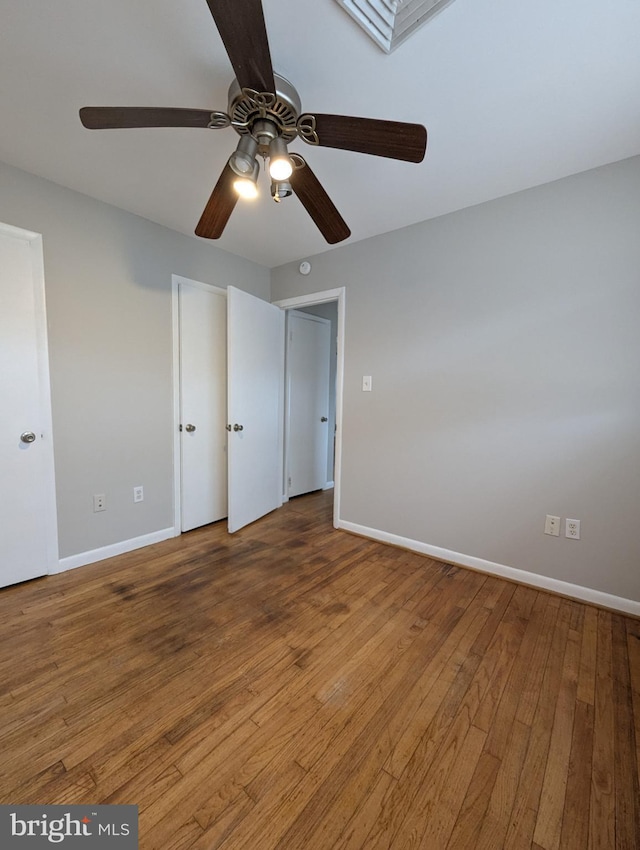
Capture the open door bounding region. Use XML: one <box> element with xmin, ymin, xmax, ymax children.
<box><xmin>227</xmin><ymin>286</ymin><xmax>284</xmax><ymax>533</ymax></box>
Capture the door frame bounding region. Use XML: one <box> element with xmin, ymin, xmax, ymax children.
<box><xmin>0</xmin><ymin>221</ymin><xmax>59</xmax><ymax>574</ymax></box>
<box><xmin>283</xmin><ymin>310</ymin><xmax>332</xmax><ymax>500</ymax></box>
<box><xmin>273</xmin><ymin>288</ymin><xmax>345</xmax><ymax>530</ymax></box>
<box><xmin>171</xmin><ymin>274</ymin><xmax>227</xmax><ymax>534</ymax></box>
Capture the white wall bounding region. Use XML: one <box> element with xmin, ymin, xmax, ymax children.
<box><xmin>271</xmin><ymin>155</ymin><xmax>640</xmax><ymax>606</ymax></box>
<box><xmin>0</xmin><ymin>161</ymin><xmax>270</xmax><ymax>560</ymax></box>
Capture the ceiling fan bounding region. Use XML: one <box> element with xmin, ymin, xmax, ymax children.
<box><xmin>79</xmin><ymin>0</ymin><xmax>427</xmax><ymax>245</ymax></box>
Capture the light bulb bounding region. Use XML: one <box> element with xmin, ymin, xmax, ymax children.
<box><xmin>268</xmin><ymin>136</ymin><xmax>293</xmax><ymax>181</ymax></box>
<box><xmin>230</xmin><ymin>153</ymin><xmax>254</xmax><ymax>175</ymax></box>
<box><xmin>234</xmin><ymin>177</ymin><xmax>259</xmax><ymax>200</ymax></box>
<box><xmin>269</xmin><ymin>156</ymin><xmax>293</xmax><ymax>181</ymax></box>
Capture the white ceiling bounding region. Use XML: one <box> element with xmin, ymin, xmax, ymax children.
<box><xmin>1</xmin><ymin>0</ymin><xmax>639</xmax><ymax>268</ymax></box>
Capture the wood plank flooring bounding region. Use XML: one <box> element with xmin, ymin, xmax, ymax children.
<box><xmin>1</xmin><ymin>490</ymin><xmax>639</xmax><ymax>849</ymax></box>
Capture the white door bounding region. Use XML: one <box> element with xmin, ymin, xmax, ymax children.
<box><xmin>0</xmin><ymin>223</ymin><xmax>58</xmax><ymax>587</ymax></box>
<box><xmin>227</xmin><ymin>286</ymin><xmax>284</xmax><ymax>533</ymax></box>
<box><xmin>286</xmin><ymin>311</ymin><xmax>331</xmax><ymax>498</ymax></box>
<box><xmin>179</xmin><ymin>282</ymin><xmax>227</xmax><ymax>531</ymax></box>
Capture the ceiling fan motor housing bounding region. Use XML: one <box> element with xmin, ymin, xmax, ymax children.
<box><xmin>227</xmin><ymin>73</ymin><xmax>301</xmax><ymax>150</ymax></box>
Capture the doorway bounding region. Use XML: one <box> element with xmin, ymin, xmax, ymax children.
<box><xmin>274</xmin><ymin>288</ymin><xmax>345</xmax><ymax>529</ymax></box>
<box><xmin>284</xmin><ymin>307</ymin><xmax>335</xmax><ymax>499</ymax></box>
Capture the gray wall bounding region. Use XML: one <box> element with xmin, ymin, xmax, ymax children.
<box><xmin>272</xmin><ymin>155</ymin><xmax>640</xmax><ymax>603</ymax></box>
<box><xmin>0</xmin><ymin>161</ymin><xmax>269</xmax><ymax>559</ymax></box>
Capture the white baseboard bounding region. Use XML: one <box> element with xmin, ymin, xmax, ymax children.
<box><xmin>323</xmin><ymin>481</ymin><xmax>335</xmax><ymax>491</ymax></box>
<box><xmin>54</xmin><ymin>527</ymin><xmax>177</xmax><ymax>574</ymax></box>
<box><xmin>338</xmin><ymin>519</ymin><xmax>640</xmax><ymax>617</ymax></box>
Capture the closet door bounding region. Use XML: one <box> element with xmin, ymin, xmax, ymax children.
<box><xmin>179</xmin><ymin>281</ymin><xmax>227</xmax><ymax>531</ymax></box>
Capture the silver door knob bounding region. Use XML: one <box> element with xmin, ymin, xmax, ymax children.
<box><xmin>185</xmin><ymin>424</ymin><xmax>196</xmax><ymax>432</ymax></box>
<box><xmin>321</xmin><ymin>417</ymin><xmax>328</xmax><ymax>422</ymax></box>
<box><xmin>233</xmin><ymin>423</ymin><xmax>244</xmax><ymax>431</ymax></box>
<box><xmin>20</xmin><ymin>431</ymin><xmax>37</xmax><ymax>443</ymax></box>
<box><xmin>226</xmin><ymin>424</ymin><xmax>232</xmax><ymax>431</ymax></box>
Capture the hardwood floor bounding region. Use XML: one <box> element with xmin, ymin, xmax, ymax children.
<box><xmin>1</xmin><ymin>490</ymin><xmax>639</xmax><ymax>849</ymax></box>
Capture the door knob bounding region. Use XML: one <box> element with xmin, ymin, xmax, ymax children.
<box><xmin>233</xmin><ymin>424</ymin><xmax>244</xmax><ymax>431</ymax></box>
<box><xmin>321</xmin><ymin>417</ymin><xmax>328</xmax><ymax>422</ymax></box>
<box><xmin>226</xmin><ymin>424</ymin><xmax>232</xmax><ymax>431</ymax></box>
<box><xmin>20</xmin><ymin>431</ymin><xmax>37</xmax><ymax>443</ymax></box>
<box><xmin>185</xmin><ymin>424</ymin><xmax>196</xmax><ymax>432</ymax></box>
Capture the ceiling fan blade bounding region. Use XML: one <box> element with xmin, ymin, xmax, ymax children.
<box><xmin>204</xmin><ymin>0</ymin><xmax>275</xmax><ymax>93</ymax></box>
<box><xmin>80</xmin><ymin>107</ymin><xmax>226</xmax><ymax>130</ymax></box>
<box><xmin>299</xmin><ymin>114</ymin><xmax>427</xmax><ymax>163</ymax></box>
<box><xmin>290</xmin><ymin>159</ymin><xmax>351</xmax><ymax>245</ymax></box>
<box><xmin>195</xmin><ymin>163</ymin><xmax>238</xmax><ymax>239</ymax></box>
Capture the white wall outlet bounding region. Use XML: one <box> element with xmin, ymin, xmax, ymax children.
<box><xmin>362</xmin><ymin>375</ymin><xmax>372</xmax><ymax>392</ymax></box>
<box><xmin>93</xmin><ymin>494</ymin><xmax>106</xmax><ymax>512</ymax></box>
<box><xmin>544</xmin><ymin>515</ymin><xmax>560</xmax><ymax>536</ymax></box>
<box><xmin>133</xmin><ymin>486</ymin><xmax>144</xmax><ymax>503</ymax></box>
<box><xmin>565</xmin><ymin>518</ymin><xmax>580</xmax><ymax>539</ymax></box>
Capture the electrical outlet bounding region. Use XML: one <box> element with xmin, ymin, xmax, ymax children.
<box><xmin>544</xmin><ymin>515</ymin><xmax>560</xmax><ymax>536</ymax></box>
<box><xmin>93</xmin><ymin>494</ymin><xmax>106</xmax><ymax>512</ymax></box>
<box><xmin>565</xmin><ymin>518</ymin><xmax>580</xmax><ymax>539</ymax></box>
<box><xmin>133</xmin><ymin>486</ymin><xmax>144</xmax><ymax>503</ymax></box>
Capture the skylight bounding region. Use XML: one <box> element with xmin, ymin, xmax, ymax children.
<box><xmin>334</xmin><ymin>0</ymin><xmax>455</xmax><ymax>53</ymax></box>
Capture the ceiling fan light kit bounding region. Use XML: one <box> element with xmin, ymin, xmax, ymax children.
<box><xmin>79</xmin><ymin>0</ymin><xmax>427</xmax><ymax>244</ymax></box>
<box><xmin>271</xmin><ymin>180</ymin><xmax>292</xmax><ymax>203</ymax></box>
<box><xmin>228</xmin><ymin>134</ymin><xmax>259</xmax><ymax>177</ymax></box>
<box><xmin>233</xmin><ymin>171</ymin><xmax>259</xmax><ymax>200</ymax></box>
<box><xmin>268</xmin><ymin>137</ymin><xmax>293</xmax><ymax>182</ymax></box>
